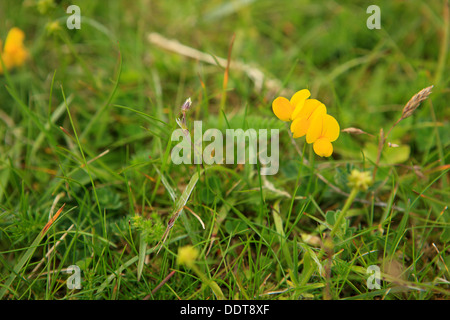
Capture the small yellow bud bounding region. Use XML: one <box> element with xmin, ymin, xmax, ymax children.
<box><xmin>177</xmin><ymin>245</ymin><xmax>199</xmax><ymax>267</ymax></box>
<box><xmin>37</xmin><ymin>0</ymin><xmax>56</xmax><ymax>15</ymax></box>
<box><xmin>46</xmin><ymin>21</ymin><xmax>61</xmax><ymax>34</ymax></box>
<box><xmin>347</xmin><ymin>169</ymin><xmax>373</xmax><ymax>191</ymax></box>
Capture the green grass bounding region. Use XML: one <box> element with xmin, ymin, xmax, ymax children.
<box><xmin>0</xmin><ymin>0</ymin><xmax>449</xmax><ymax>300</ymax></box>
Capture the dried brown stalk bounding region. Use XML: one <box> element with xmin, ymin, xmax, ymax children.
<box><xmin>373</xmin><ymin>85</ymin><xmax>433</xmax><ymax>180</ymax></box>
<box><xmin>148</xmin><ymin>32</ymin><xmax>288</xmax><ymax>96</ymax></box>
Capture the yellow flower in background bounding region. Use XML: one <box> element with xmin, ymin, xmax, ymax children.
<box><xmin>306</xmin><ymin>113</ymin><xmax>340</xmax><ymax>157</ymax></box>
<box><xmin>177</xmin><ymin>245</ymin><xmax>199</xmax><ymax>268</ymax></box>
<box><xmin>0</xmin><ymin>27</ymin><xmax>28</xmax><ymax>74</ymax></box>
<box><xmin>272</xmin><ymin>89</ymin><xmax>310</xmax><ymax>121</ymax></box>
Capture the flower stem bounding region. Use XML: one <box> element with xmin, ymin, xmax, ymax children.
<box><xmin>299</xmin><ymin>188</ymin><xmax>359</xmax><ymax>288</ymax></box>
<box><xmin>330</xmin><ymin>187</ymin><xmax>359</xmax><ymax>238</ymax></box>
<box><xmin>191</xmin><ymin>264</ymin><xmax>225</xmax><ymax>300</ymax></box>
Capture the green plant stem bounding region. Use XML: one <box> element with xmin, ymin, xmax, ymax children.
<box><xmin>330</xmin><ymin>187</ymin><xmax>359</xmax><ymax>238</ymax></box>
<box><xmin>191</xmin><ymin>264</ymin><xmax>225</xmax><ymax>300</ymax></box>
<box><xmin>435</xmin><ymin>0</ymin><xmax>449</xmax><ymax>86</ymax></box>
<box><xmin>299</xmin><ymin>188</ymin><xmax>359</xmax><ymax>287</ymax></box>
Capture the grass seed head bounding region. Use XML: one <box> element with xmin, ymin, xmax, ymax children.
<box><xmin>181</xmin><ymin>97</ymin><xmax>192</xmax><ymax>113</ymax></box>
<box><xmin>401</xmin><ymin>85</ymin><xmax>433</xmax><ymax>120</ymax></box>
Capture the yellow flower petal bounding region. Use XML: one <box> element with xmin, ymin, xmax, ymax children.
<box><xmin>321</xmin><ymin>114</ymin><xmax>340</xmax><ymax>142</ymax></box>
<box><xmin>3</xmin><ymin>27</ymin><xmax>27</xmax><ymax>68</ymax></box>
<box><xmin>291</xmin><ymin>100</ymin><xmax>326</xmax><ymax>139</ymax></box>
<box><xmin>290</xmin><ymin>89</ymin><xmax>311</xmax><ymax>107</ymax></box>
<box><xmin>306</xmin><ymin>114</ymin><xmax>322</xmax><ymax>143</ymax></box>
<box><xmin>1</xmin><ymin>52</ymin><xmax>14</xmax><ymax>71</ymax></box>
<box><xmin>290</xmin><ymin>89</ymin><xmax>311</xmax><ymax>120</ymax></box>
<box><xmin>4</xmin><ymin>28</ymin><xmax>25</xmax><ymax>50</ymax></box>
<box><xmin>291</xmin><ymin>116</ymin><xmax>309</xmax><ymax>138</ymax></box>
<box><xmin>312</xmin><ymin>103</ymin><xmax>327</xmax><ymax>120</ymax></box>
<box><xmin>305</xmin><ymin>106</ymin><xmax>327</xmax><ymax>143</ymax></box>
<box><xmin>306</xmin><ymin>112</ymin><xmax>336</xmax><ymax>143</ymax></box>
<box><xmin>298</xmin><ymin>99</ymin><xmax>321</xmax><ymax>117</ymax></box>
<box><xmin>0</xmin><ymin>40</ymin><xmax>3</xmax><ymax>74</ymax></box>
<box><xmin>313</xmin><ymin>137</ymin><xmax>333</xmax><ymax>157</ymax></box>
<box><xmin>272</xmin><ymin>96</ymin><xmax>294</xmax><ymax>121</ymax></box>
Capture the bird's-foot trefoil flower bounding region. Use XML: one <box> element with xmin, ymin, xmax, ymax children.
<box><xmin>290</xmin><ymin>99</ymin><xmax>327</xmax><ymax>138</ymax></box>
<box><xmin>0</xmin><ymin>27</ymin><xmax>28</xmax><ymax>74</ymax></box>
<box><xmin>272</xmin><ymin>88</ymin><xmax>340</xmax><ymax>157</ymax></box>
<box><xmin>306</xmin><ymin>113</ymin><xmax>340</xmax><ymax>157</ymax></box>
<box><xmin>272</xmin><ymin>89</ymin><xmax>310</xmax><ymax>122</ymax></box>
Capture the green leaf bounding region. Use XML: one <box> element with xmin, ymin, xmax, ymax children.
<box><xmin>272</xmin><ymin>200</ymin><xmax>286</xmax><ymax>239</ymax></box>
<box><xmin>76</xmin><ymin>257</ymin><xmax>93</xmax><ymax>271</ymax></box>
<box><xmin>440</xmin><ymin>210</ymin><xmax>450</xmax><ymax>243</ymax></box>
<box><xmin>224</xmin><ymin>220</ymin><xmax>247</xmax><ymax>234</ymax></box>
<box><xmin>326</xmin><ymin>210</ymin><xmax>346</xmax><ymax>233</ymax></box>
<box><xmin>96</xmin><ymin>188</ymin><xmax>122</xmax><ymax>210</ymax></box>
<box><xmin>299</xmin><ymin>242</ymin><xmax>324</xmax><ymax>285</ymax></box>
<box><xmin>200</xmin><ymin>176</ymin><xmax>222</xmax><ymax>205</ymax></box>
<box><xmin>440</xmin><ymin>227</ymin><xmax>450</xmax><ymax>243</ymax></box>
<box><xmin>326</xmin><ymin>210</ymin><xmax>337</xmax><ymax>226</ymax></box>
<box><xmin>137</xmin><ymin>230</ymin><xmax>147</xmax><ymax>282</ymax></box>
<box><xmin>363</xmin><ymin>142</ymin><xmax>411</xmax><ymax>165</ymax></box>
<box><xmin>0</xmin><ymin>205</ymin><xmax>75</xmax><ymax>299</ymax></box>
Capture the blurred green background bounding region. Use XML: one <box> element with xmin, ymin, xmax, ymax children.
<box><xmin>1</xmin><ymin>0</ymin><xmax>448</xmax><ymax>163</ymax></box>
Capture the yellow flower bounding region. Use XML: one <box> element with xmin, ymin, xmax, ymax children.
<box><xmin>177</xmin><ymin>245</ymin><xmax>199</xmax><ymax>268</ymax></box>
<box><xmin>272</xmin><ymin>89</ymin><xmax>310</xmax><ymax>121</ymax></box>
<box><xmin>0</xmin><ymin>27</ymin><xmax>28</xmax><ymax>74</ymax></box>
<box><xmin>290</xmin><ymin>99</ymin><xmax>327</xmax><ymax>138</ymax></box>
<box><xmin>306</xmin><ymin>113</ymin><xmax>340</xmax><ymax>157</ymax></box>
<box><xmin>272</xmin><ymin>89</ymin><xmax>340</xmax><ymax>157</ymax></box>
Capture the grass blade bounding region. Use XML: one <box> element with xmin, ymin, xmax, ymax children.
<box><xmin>0</xmin><ymin>204</ymin><xmax>72</xmax><ymax>299</ymax></box>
